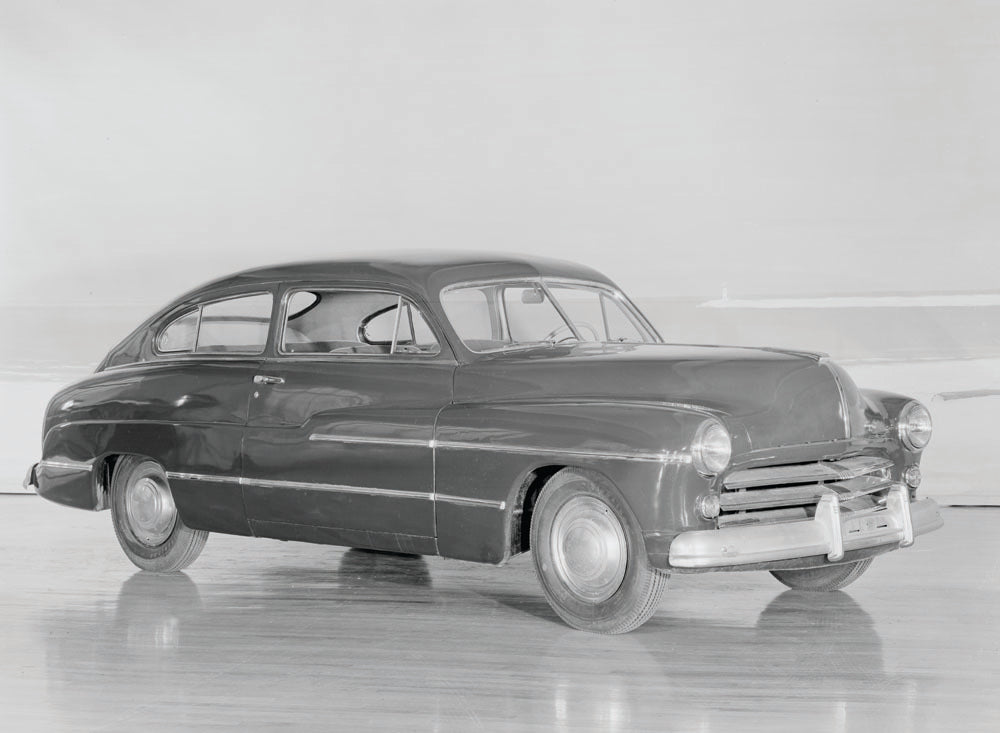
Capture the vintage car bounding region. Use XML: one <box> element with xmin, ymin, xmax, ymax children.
<box><xmin>26</xmin><ymin>253</ymin><xmax>943</xmax><ymax>633</ymax></box>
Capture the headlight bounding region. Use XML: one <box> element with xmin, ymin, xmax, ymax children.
<box><xmin>898</xmin><ymin>401</ymin><xmax>932</xmax><ymax>451</ymax></box>
<box><xmin>692</xmin><ymin>419</ymin><xmax>732</xmax><ymax>476</ymax></box>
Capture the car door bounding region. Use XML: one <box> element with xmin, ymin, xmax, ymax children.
<box><xmin>241</xmin><ymin>285</ymin><xmax>454</xmax><ymax>554</ymax></box>
<box><xmin>149</xmin><ymin>289</ymin><xmax>274</xmax><ymax>536</ymax></box>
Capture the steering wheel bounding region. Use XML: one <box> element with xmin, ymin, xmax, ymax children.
<box><xmin>543</xmin><ymin>321</ymin><xmax>601</xmax><ymax>343</ymax></box>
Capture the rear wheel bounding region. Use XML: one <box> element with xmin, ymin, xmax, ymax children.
<box><xmin>530</xmin><ymin>468</ymin><xmax>668</xmax><ymax>634</ymax></box>
<box><xmin>770</xmin><ymin>558</ymin><xmax>873</xmax><ymax>591</ymax></box>
<box><xmin>110</xmin><ymin>457</ymin><xmax>208</xmax><ymax>572</ymax></box>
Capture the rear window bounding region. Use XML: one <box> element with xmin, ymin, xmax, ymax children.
<box><xmin>156</xmin><ymin>293</ymin><xmax>273</xmax><ymax>355</ymax></box>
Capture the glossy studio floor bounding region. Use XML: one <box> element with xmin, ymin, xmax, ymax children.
<box><xmin>1</xmin><ymin>496</ymin><xmax>997</xmax><ymax>732</ymax></box>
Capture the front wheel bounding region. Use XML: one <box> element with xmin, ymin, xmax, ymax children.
<box><xmin>770</xmin><ymin>558</ymin><xmax>873</xmax><ymax>591</ymax></box>
<box><xmin>110</xmin><ymin>457</ymin><xmax>208</xmax><ymax>572</ymax></box>
<box><xmin>530</xmin><ymin>468</ymin><xmax>668</xmax><ymax>634</ymax></box>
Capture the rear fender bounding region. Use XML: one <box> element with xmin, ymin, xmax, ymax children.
<box><xmin>39</xmin><ymin>421</ymin><xmax>248</xmax><ymax>534</ymax></box>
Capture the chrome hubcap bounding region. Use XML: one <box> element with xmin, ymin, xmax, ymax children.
<box><xmin>549</xmin><ymin>496</ymin><xmax>628</xmax><ymax>603</ymax></box>
<box><xmin>125</xmin><ymin>473</ymin><xmax>177</xmax><ymax>547</ymax></box>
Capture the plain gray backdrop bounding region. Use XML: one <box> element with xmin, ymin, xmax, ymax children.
<box><xmin>2</xmin><ymin>0</ymin><xmax>996</xmax><ymax>308</ymax></box>
<box><xmin>1</xmin><ymin>2</ymin><xmax>997</xmax><ymax>503</ymax></box>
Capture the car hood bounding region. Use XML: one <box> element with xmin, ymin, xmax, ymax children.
<box><xmin>453</xmin><ymin>343</ymin><xmax>853</xmax><ymax>450</ymax></box>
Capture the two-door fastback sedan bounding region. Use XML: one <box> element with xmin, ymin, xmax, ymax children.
<box><xmin>26</xmin><ymin>253</ymin><xmax>943</xmax><ymax>633</ymax></box>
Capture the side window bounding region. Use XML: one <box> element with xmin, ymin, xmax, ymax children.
<box><xmin>440</xmin><ymin>288</ymin><xmax>495</xmax><ymax>345</ymax></box>
<box><xmin>155</xmin><ymin>293</ymin><xmax>273</xmax><ymax>356</ymax></box>
<box><xmin>282</xmin><ymin>290</ymin><xmax>439</xmax><ymax>356</ymax></box>
<box><xmin>196</xmin><ymin>294</ymin><xmax>273</xmax><ymax>353</ymax></box>
<box><xmin>359</xmin><ymin>300</ymin><xmax>439</xmax><ymax>354</ymax></box>
<box><xmin>157</xmin><ymin>310</ymin><xmax>199</xmax><ymax>353</ymax></box>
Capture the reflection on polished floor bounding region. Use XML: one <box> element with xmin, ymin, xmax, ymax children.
<box><xmin>1</xmin><ymin>498</ymin><xmax>997</xmax><ymax>732</ymax></box>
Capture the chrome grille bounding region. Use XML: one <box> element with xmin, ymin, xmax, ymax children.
<box><xmin>719</xmin><ymin>456</ymin><xmax>893</xmax><ymax>528</ymax></box>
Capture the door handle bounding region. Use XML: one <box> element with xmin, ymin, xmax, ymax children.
<box><xmin>253</xmin><ymin>375</ymin><xmax>285</xmax><ymax>385</ymax></box>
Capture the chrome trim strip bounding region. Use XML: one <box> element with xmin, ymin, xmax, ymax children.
<box><xmin>435</xmin><ymin>440</ymin><xmax>691</xmax><ymax>464</ymax></box>
<box><xmin>435</xmin><ymin>494</ymin><xmax>506</xmax><ymax>510</ymax></box>
<box><xmin>822</xmin><ymin>359</ymin><xmax>853</xmax><ymax>440</ymax></box>
<box><xmin>39</xmin><ymin>459</ymin><xmax>93</xmax><ymax>472</ymax></box>
<box><xmin>166</xmin><ymin>471</ymin><xmax>239</xmax><ymax>484</ymax></box>
<box><xmin>166</xmin><ymin>470</ymin><xmax>508</xmax><ymax>510</ymax></box>
<box><xmin>244</xmin><ymin>476</ymin><xmax>432</xmax><ymax>500</ymax></box>
<box><xmin>309</xmin><ymin>434</ymin><xmax>432</xmax><ymax>448</ymax></box>
<box><xmin>166</xmin><ymin>471</ymin><xmax>431</xmax><ymax>500</ymax></box>
<box><xmin>308</xmin><ymin>433</ymin><xmax>690</xmax><ymax>464</ymax></box>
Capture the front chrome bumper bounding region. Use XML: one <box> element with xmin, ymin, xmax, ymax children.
<box><xmin>669</xmin><ymin>485</ymin><xmax>943</xmax><ymax>569</ymax></box>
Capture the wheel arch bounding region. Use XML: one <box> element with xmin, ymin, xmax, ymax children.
<box><xmin>91</xmin><ymin>452</ymin><xmax>156</xmax><ymax>511</ymax></box>
<box><xmin>507</xmin><ymin>463</ymin><xmax>634</xmax><ymax>559</ymax></box>
<box><xmin>93</xmin><ymin>453</ymin><xmax>125</xmax><ymax>510</ymax></box>
<box><xmin>508</xmin><ymin>464</ymin><xmax>564</xmax><ymax>557</ymax></box>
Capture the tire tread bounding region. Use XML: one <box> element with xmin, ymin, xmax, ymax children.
<box><xmin>770</xmin><ymin>558</ymin><xmax>873</xmax><ymax>591</ymax></box>
<box><xmin>531</xmin><ymin>468</ymin><xmax>668</xmax><ymax>634</ymax></box>
<box><xmin>110</xmin><ymin>456</ymin><xmax>208</xmax><ymax>573</ymax></box>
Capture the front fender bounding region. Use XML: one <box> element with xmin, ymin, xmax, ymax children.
<box><xmin>859</xmin><ymin>388</ymin><xmax>928</xmax><ymax>472</ymax></box>
<box><xmin>433</xmin><ymin>400</ymin><xmax>721</xmax><ymax>564</ymax></box>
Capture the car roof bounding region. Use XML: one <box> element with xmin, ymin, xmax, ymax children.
<box><xmin>99</xmin><ymin>252</ymin><xmax>635</xmax><ymax>370</ymax></box>
<box><xmin>182</xmin><ymin>251</ymin><xmax>616</xmax><ymax>302</ymax></box>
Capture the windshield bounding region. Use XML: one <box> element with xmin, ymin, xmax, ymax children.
<box><xmin>440</xmin><ymin>279</ymin><xmax>659</xmax><ymax>353</ymax></box>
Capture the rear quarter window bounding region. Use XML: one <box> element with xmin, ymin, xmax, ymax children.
<box><xmin>155</xmin><ymin>292</ymin><xmax>274</xmax><ymax>356</ymax></box>
<box><xmin>156</xmin><ymin>310</ymin><xmax>199</xmax><ymax>353</ymax></box>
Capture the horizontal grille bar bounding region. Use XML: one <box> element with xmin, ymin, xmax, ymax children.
<box><xmin>724</xmin><ymin>455</ymin><xmax>893</xmax><ymax>490</ymax></box>
<box><xmin>719</xmin><ymin>475</ymin><xmax>894</xmax><ymax>511</ymax></box>
<box><xmin>717</xmin><ymin>507</ymin><xmax>808</xmax><ymax>527</ymax></box>
<box><xmin>716</xmin><ymin>455</ymin><xmax>896</xmax><ymax>529</ymax></box>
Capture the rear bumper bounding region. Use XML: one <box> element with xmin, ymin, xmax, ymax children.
<box><xmin>667</xmin><ymin>484</ymin><xmax>943</xmax><ymax>570</ymax></box>
<box><xmin>23</xmin><ymin>463</ymin><xmax>38</xmax><ymax>491</ymax></box>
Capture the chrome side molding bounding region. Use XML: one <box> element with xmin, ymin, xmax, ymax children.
<box><xmin>38</xmin><ymin>459</ymin><xmax>94</xmax><ymax>473</ymax></box>
<box><xmin>164</xmin><ymin>471</ymin><xmax>505</xmax><ymax>510</ymax></box>
<box><xmin>309</xmin><ymin>432</ymin><xmax>691</xmax><ymax>465</ymax></box>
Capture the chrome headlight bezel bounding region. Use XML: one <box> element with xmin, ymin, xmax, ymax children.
<box><xmin>692</xmin><ymin>419</ymin><xmax>732</xmax><ymax>476</ymax></box>
<box><xmin>898</xmin><ymin>401</ymin><xmax>933</xmax><ymax>451</ymax></box>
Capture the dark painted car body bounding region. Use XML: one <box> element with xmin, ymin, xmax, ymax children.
<box><xmin>29</xmin><ymin>253</ymin><xmax>941</xmax><ymax>572</ymax></box>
